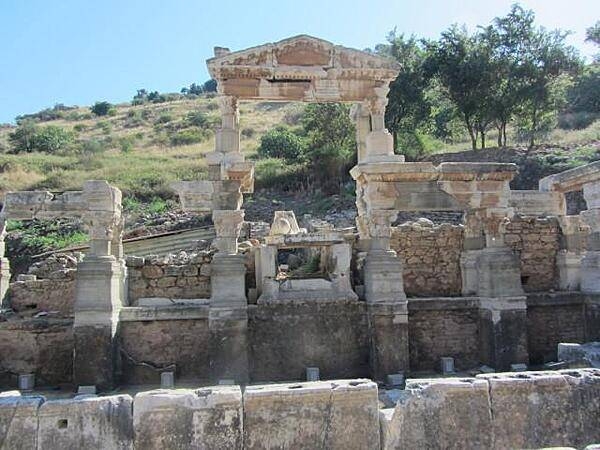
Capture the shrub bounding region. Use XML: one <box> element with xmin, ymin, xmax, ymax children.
<box><xmin>155</xmin><ymin>113</ymin><xmax>173</xmax><ymax>124</ymax></box>
<box><xmin>119</xmin><ymin>136</ymin><xmax>135</xmax><ymax>153</ymax></box>
<box><xmin>186</xmin><ymin>110</ymin><xmax>209</xmax><ymax>127</ymax></box>
<box><xmin>73</xmin><ymin>124</ymin><xmax>87</xmax><ymax>132</ymax></box>
<box><xmin>170</xmin><ymin>128</ymin><xmax>210</xmax><ymax>146</ymax></box>
<box><xmin>241</xmin><ymin>127</ymin><xmax>255</xmax><ymax>138</ymax></box>
<box><xmin>80</xmin><ymin>139</ymin><xmax>106</xmax><ymax>155</ymax></box>
<box><xmin>91</xmin><ymin>101</ymin><xmax>114</xmax><ymax>116</ymax></box>
<box><xmin>257</xmin><ymin>126</ymin><xmax>306</xmax><ymax>162</ymax></box>
<box><xmin>558</xmin><ymin>112</ymin><xmax>599</xmax><ymax>130</ymax></box>
<box><xmin>10</xmin><ymin>123</ymin><xmax>74</xmax><ymax>154</ymax></box>
<box><xmin>97</xmin><ymin>121</ymin><xmax>112</xmax><ymax>134</ymax></box>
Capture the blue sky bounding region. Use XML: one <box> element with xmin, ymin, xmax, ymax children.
<box><xmin>1</xmin><ymin>0</ymin><xmax>598</xmax><ymax>123</ymax></box>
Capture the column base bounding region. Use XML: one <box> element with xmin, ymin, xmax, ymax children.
<box><xmin>367</xmin><ymin>302</ymin><xmax>409</xmax><ymax>381</ymax></box>
<box><xmin>209</xmin><ymin>307</ymin><xmax>249</xmax><ymax>384</ymax></box>
<box><xmin>581</xmin><ymin>251</ymin><xmax>600</xmax><ymax>293</ymax></box>
<box><xmin>478</xmin><ymin>296</ymin><xmax>528</xmax><ymax>371</ymax></box>
<box><xmin>73</xmin><ymin>256</ymin><xmax>125</xmax><ymax>390</ymax></box>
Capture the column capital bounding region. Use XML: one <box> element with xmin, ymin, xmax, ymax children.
<box><xmin>212</xmin><ymin>209</ymin><xmax>245</xmax><ymax>254</ymax></box>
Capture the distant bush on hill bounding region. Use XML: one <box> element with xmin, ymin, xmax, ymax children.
<box><xmin>9</xmin><ymin>122</ymin><xmax>74</xmax><ymax>154</ymax></box>
<box><xmin>257</xmin><ymin>126</ymin><xmax>306</xmax><ymax>162</ymax></box>
<box><xmin>15</xmin><ymin>104</ymin><xmax>78</xmax><ymax>124</ymax></box>
<box><xmin>91</xmin><ymin>101</ymin><xmax>115</xmax><ymax>116</ymax></box>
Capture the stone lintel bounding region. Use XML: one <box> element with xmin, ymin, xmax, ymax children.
<box><xmin>539</xmin><ymin>160</ymin><xmax>600</xmax><ymax>193</ymax></box>
<box><xmin>120</xmin><ymin>305</ymin><xmax>210</xmax><ymax>322</ymax></box>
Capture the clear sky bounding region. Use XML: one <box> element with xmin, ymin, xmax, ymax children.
<box><xmin>1</xmin><ymin>0</ymin><xmax>598</xmax><ymax>123</ymax></box>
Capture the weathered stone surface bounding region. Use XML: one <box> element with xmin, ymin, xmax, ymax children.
<box><xmin>392</xmin><ymin>222</ymin><xmax>463</xmax><ymax>296</ymax></box>
<box><xmin>558</xmin><ymin>342</ymin><xmax>600</xmax><ymax>367</ymax></box>
<box><xmin>408</xmin><ymin>298</ymin><xmax>479</xmax><ymax>371</ymax></box>
<box><xmin>0</xmin><ymin>319</ymin><xmax>73</xmax><ymax>387</ymax></box>
<box><xmin>133</xmin><ymin>386</ymin><xmax>242</xmax><ymax>450</ymax></box>
<box><xmin>119</xmin><ymin>319</ymin><xmax>210</xmax><ymax>385</ymax></box>
<box><xmin>380</xmin><ymin>377</ymin><xmax>493</xmax><ymax>450</ymax></box>
<box><xmin>243</xmin><ymin>379</ymin><xmax>379</xmax><ymax>450</ymax></box>
<box><xmin>0</xmin><ymin>392</ymin><xmax>44</xmax><ymax>449</ymax></box>
<box><xmin>479</xmin><ymin>369</ymin><xmax>600</xmax><ymax>449</ymax></box>
<box><xmin>38</xmin><ymin>394</ymin><xmax>133</xmax><ymax>449</ymax></box>
<box><xmin>248</xmin><ymin>301</ymin><xmax>369</xmax><ymax>382</ymax></box>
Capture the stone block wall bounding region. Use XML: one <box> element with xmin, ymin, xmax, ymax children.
<box><xmin>381</xmin><ymin>369</ymin><xmax>600</xmax><ymax>450</ymax></box>
<box><xmin>408</xmin><ymin>298</ymin><xmax>479</xmax><ymax>371</ymax></box>
<box><xmin>527</xmin><ymin>293</ymin><xmax>587</xmax><ymax>364</ymax></box>
<box><xmin>505</xmin><ymin>215</ymin><xmax>561</xmax><ymax>292</ymax></box>
<box><xmin>126</xmin><ymin>251</ymin><xmax>213</xmax><ymax>304</ymax></box>
<box><xmin>248</xmin><ymin>301</ymin><xmax>370</xmax><ymax>382</ymax></box>
<box><xmin>391</xmin><ymin>221</ymin><xmax>463</xmax><ymax>297</ymax></box>
<box><xmin>119</xmin><ymin>318</ymin><xmax>211</xmax><ymax>385</ymax></box>
<box><xmin>0</xmin><ymin>319</ymin><xmax>73</xmax><ymax>387</ymax></box>
<box><xmin>8</xmin><ymin>253</ymin><xmax>79</xmax><ymax>318</ymax></box>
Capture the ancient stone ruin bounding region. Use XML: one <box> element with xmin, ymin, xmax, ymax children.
<box><xmin>0</xmin><ymin>35</ymin><xmax>599</xmax><ymax>449</ymax></box>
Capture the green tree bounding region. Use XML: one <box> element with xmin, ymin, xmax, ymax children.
<box><xmin>301</xmin><ymin>103</ymin><xmax>356</xmax><ymax>193</ymax></box>
<box><xmin>257</xmin><ymin>126</ymin><xmax>306</xmax><ymax>162</ymax></box>
<box><xmin>377</xmin><ymin>31</ymin><xmax>431</xmax><ymax>152</ymax></box>
<box><xmin>91</xmin><ymin>101</ymin><xmax>114</xmax><ymax>116</ymax></box>
<box><xmin>424</xmin><ymin>26</ymin><xmax>496</xmax><ymax>149</ymax></box>
<box><xmin>32</xmin><ymin>125</ymin><xmax>75</xmax><ymax>153</ymax></box>
<box><xmin>9</xmin><ymin>121</ymin><xmax>39</xmax><ymax>152</ymax></box>
<box><xmin>202</xmin><ymin>79</ymin><xmax>218</xmax><ymax>93</ymax></box>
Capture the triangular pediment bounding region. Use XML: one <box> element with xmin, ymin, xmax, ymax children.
<box><xmin>207</xmin><ymin>35</ymin><xmax>399</xmax><ymax>74</ymax></box>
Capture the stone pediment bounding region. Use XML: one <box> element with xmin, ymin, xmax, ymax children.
<box><xmin>207</xmin><ymin>35</ymin><xmax>400</xmax><ymax>101</ymax></box>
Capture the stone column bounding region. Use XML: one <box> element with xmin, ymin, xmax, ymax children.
<box><xmin>73</xmin><ymin>182</ymin><xmax>125</xmax><ymax>390</ymax></box>
<box><xmin>0</xmin><ymin>218</ymin><xmax>10</xmax><ymax>307</ymax></box>
<box><xmin>460</xmin><ymin>210</ymin><xmax>485</xmax><ymax>295</ymax></box>
<box><xmin>476</xmin><ymin>209</ymin><xmax>528</xmax><ymax>370</ymax></box>
<box><xmin>209</xmin><ymin>209</ymin><xmax>249</xmax><ymax>383</ymax></box>
<box><xmin>363</xmin><ymin>89</ymin><xmax>396</xmax><ymax>162</ymax></box>
<box><xmin>363</xmin><ymin>210</ymin><xmax>409</xmax><ymax>380</ymax></box>
<box><xmin>557</xmin><ymin>216</ymin><xmax>589</xmax><ymax>290</ymax></box>
<box><xmin>350</xmin><ymin>103</ymin><xmax>371</xmax><ymax>163</ymax></box>
<box><xmin>581</xmin><ymin>181</ymin><xmax>600</xmax><ymax>293</ymax></box>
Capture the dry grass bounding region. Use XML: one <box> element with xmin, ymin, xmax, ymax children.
<box><xmin>0</xmin><ymin>98</ymin><xmax>299</xmax><ymax>198</ymax></box>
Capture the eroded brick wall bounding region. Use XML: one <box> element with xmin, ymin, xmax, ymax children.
<box><xmin>119</xmin><ymin>319</ymin><xmax>211</xmax><ymax>385</ymax></box>
<box><xmin>391</xmin><ymin>221</ymin><xmax>464</xmax><ymax>297</ymax></box>
<box><xmin>126</xmin><ymin>251</ymin><xmax>213</xmax><ymax>303</ymax></box>
<box><xmin>505</xmin><ymin>215</ymin><xmax>560</xmax><ymax>292</ymax></box>
<box><xmin>527</xmin><ymin>293</ymin><xmax>587</xmax><ymax>364</ymax></box>
<box><xmin>0</xmin><ymin>319</ymin><xmax>74</xmax><ymax>387</ymax></box>
<box><xmin>408</xmin><ymin>298</ymin><xmax>479</xmax><ymax>371</ymax></box>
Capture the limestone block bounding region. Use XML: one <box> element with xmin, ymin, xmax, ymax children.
<box><xmin>478</xmin><ymin>369</ymin><xmax>600</xmax><ymax>449</ymax></box>
<box><xmin>37</xmin><ymin>394</ymin><xmax>133</xmax><ymax>450</ymax></box>
<box><xmin>364</xmin><ymin>251</ymin><xmax>405</xmax><ymax>303</ymax></box>
<box><xmin>581</xmin><ymin>251</ymin><xmax>600</xmax><ymax>293</ymax></box>
<box><xmin>509</xmin><ymin>190</ymin><xmax>566</xmax><ymax>216</ymax></box>
<box><xmin>133</xmin><ymin>386</ymin><xmax>242</xmax><ymax>450</ymax></box>
<box><xmin>477</xmin><ymin>247</ymin><xmax>524</xmax><ymax>297</ymax></box>
<box><xmin>539</xmin><ymin>160</ymin><xmax>600</xmax><ymax>193</ymax></box>
<box><xmin>380</xmin><ymin>377</ymin><xmax>493</xmax><ymax>450</ymax></box>
<box><xmin>269</xmin><ymin>210</ymin><xmax>302</xmax><ymax>236</ymax></box>
<box><xmin>557</xmin><ymin>250</ymin><xmax>582</xmax><ymax>291</ymax></box>
<box><xmin>0</xmin><ymin>392</ymin><xmax>44</xmax><ymax>449</ymax></box>
<box><xmin>558</xmin><ymin>342</ymin><xmax>600</xmax><ymax>367</ymax></box>
<box><xmin>210</xmin><ymin>254</ymin><xmax>246</xmax><ymax>307</ymax></box>
<box><xmin>243</xmin><ymin>379</ymin><xmax>379</xmax><ymax>450</ymax></box>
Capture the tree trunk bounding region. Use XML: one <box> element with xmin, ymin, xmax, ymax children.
<box><xmin>502</xmin><ymin>123</ymin><xmax>507</xmax><ymax>147</ymax></box>
<box><xmin>529</xmin><ymin>108</ymin><xmax>537</xmax><ymax>149</ymax></box>
<box><xmin>481</xmin><ymin>132</ymin><xmax>486</xmax><ymax>149</ymax></box>
<box><xmin>465</xmin><ymin>115</ymin><xmax>477</xmax><ymax>150</ymax></box>
<box><xmin>497</xmin><ymin>125</ymin><xmax>503</xmax><ymax>147</ymax></box>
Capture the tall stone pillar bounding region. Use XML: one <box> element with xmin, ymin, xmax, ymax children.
<box><xmin>0</xmin><ymin>218</ymin><xmax>10</xmax><ymax>307</ymax></box>
<box><xmin>476</xmin><ymin>209</ymin><xmax>528</xmax><ymax>370</ymax></box>
<box><xmin>209</xmin><ymin>210</ymin><xmax>249</xmax><ymax>383</ymax></box>
<box><xmin>73</xmin><ymin>181</ymin><xmax>125</xmax><ymax>390</ymax></box>
<box><xmin>557</xmin><ymin>216</ymin><xmax>589</xmax><ymax>290</ymax></box>
<box><xmin>581</xmin><ymin>181</ymin><xmax>600</xmax><ymax>293</ymax></box>
<box><xmin>460</xmin><ymin>210</ymin><xmax>485</xmax><ymax>295</ymax></box>
<box><xmin>363</xmin><ymin>210</ymin><xmax>409</xmax><ymax>380</ymax></box>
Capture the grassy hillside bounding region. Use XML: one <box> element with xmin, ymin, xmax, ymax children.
<box><xmin>0</xmin><ymin>97</ymin><xmax>302</xmax><ymax>200</ymax></box>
